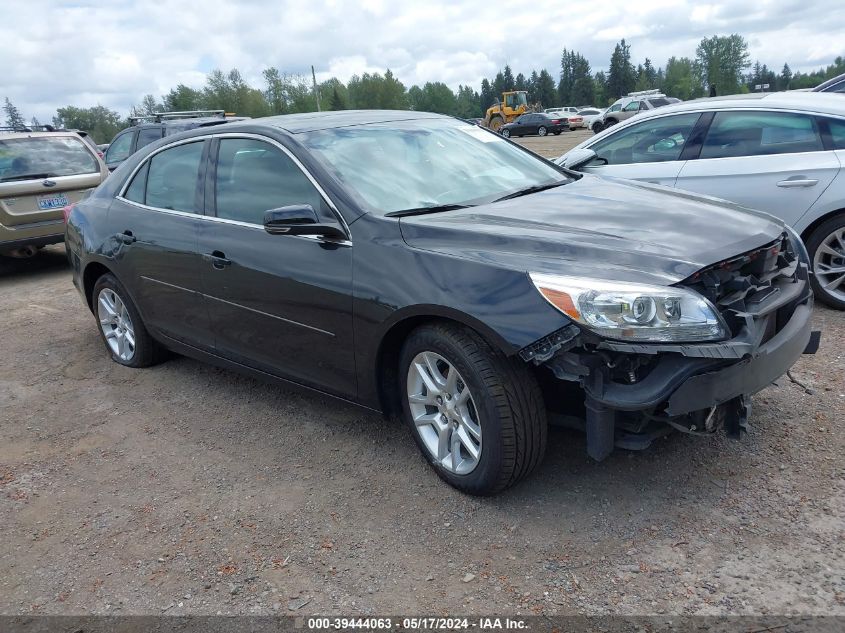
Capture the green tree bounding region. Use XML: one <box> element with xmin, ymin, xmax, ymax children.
<box><xmin>695</xmin><ymin>34</ymin><xmax>750</xmax><ymax>95</ymax></box>
<box><xmin>534</xmin><ymin>70</ymin><xmax>557</xmax><ymax>109</ymax></box>
<box><xmin>593</xmin><ymin>71</ymin><xmax>608</xmax><ymax>106</ymax></box>
<box><xmin>347</xmin><ymin>70</ymin><xmax>407</xmax><ymax>109</ymax></box>
<box><xmin>455</xmin><ymin>85</ymin><xmax>481</xmax><ymax>118</ymax></box>
<box><xmin>779</xmin><ymin>63</ymin><xmax>793</xmax><ymax>90</ymax></box>
<box><xmin>162</xmin><ymin>84</ymin><xmax>202</xmax><ymax>112</ymax></box>
<box><xmin>663</xmin><ymin>56</ymin><xmax>704</xmax><ymax>100</ymax></box>
<box><xmin>480</xmin><ymin>78</ymin><xmax>495</xmax><ymax>109</ymax></box>
<box><xmin>607</xmin><ymin>39</ymin><xmax>636</xmax><ymax>98</ymax></box>
<box><xmin>3</xmin><ymin>97</ymin><xmax>26</xmax><ymax>128</ymax></box>
<box><xmin>558</xmin><ymin>49</ymin><xmax>592</xmax><ymax>106</ymax></box>
<box><xmin>52</xmin><ymin>105</ymin><xmax>124</xmax><ymax>143</ymax></box>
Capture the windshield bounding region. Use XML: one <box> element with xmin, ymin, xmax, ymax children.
<box><xmin>0</xmin><ymin>136</ymin><xmax>98</xmax><ymax>182</ymax></box>
<box><xmin>300</xmin><ymin>118</ymin><xmax>570</xmax><ymax>214</ymax></box>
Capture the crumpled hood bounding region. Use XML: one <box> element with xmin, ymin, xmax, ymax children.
<box><xmin>398</xmin><ymin>174</ymin><xmax>786</xmax><ymax>286</ymax></box>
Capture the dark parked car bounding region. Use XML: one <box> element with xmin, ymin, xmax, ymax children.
<box><xmin>66</xmin><ymin>111</ymin><xmax>817</xmax><ymax>495</ymax></box>
<box><xmin>500</xmin><ymin>112</ymin><xmax>566</xmax><ymax>138</ymax></box>
<box><xmin>103</xmin><ymin>110</ymin><xmax>246</xmax><ymax>171</ymax></box>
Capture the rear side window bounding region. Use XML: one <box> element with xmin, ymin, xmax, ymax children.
<box><xmin>647</xmin><ymin>98</ymin><xmax>671</xmax><ymax>108</ymax></box>
<box><xmin>105</xmin><ymin>131</ymin><xmax>133</xmax><ymax>164</ymax></box>
<box><xmin>124</xmin><ymin>161</ymin><xmax>149</xmax><ymax>204</ymax></box>
<box><xmin>821</xmin><ymin>79</ymin><xmax>845</xmax><ymax>93</ymax></box>
<box><xmin>0</xmin><ymin>136</ymin><xmax>98</xmax><ymax>182</ymax></box>
<box><xmin>144</xmin><ymin>141</ymin><xmax>204</xmax><ymax>213</ymax></box>
<box><xmin>701</xmin><ymin>111</ymin><xmax>824</xmax><ymax>159</ymax></box>
<box><xmin>589</xmin><ymin>113</ymin><xmax>701</xmax><ymax>165</ymax></box>
<box><xmin>826</xmin><ymin>118</ymin><xmax>845</xmax><ymax>149</ymax></box>
<box><xmin>623</xmin><ymin>101</ymin><xmax>640</xmax><ymax>112</ymax></box>
<box><xmin>136</xmin><ymin>127</ymin><xmax>162</xmax><ymax>150</ymax></box>
<box><xmin>214</xmin><ymin>138</ymin><xmax>324</xmax><ymax>225</ymax></box>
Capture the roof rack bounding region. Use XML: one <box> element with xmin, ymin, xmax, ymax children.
<box><xmin>0</xmin><ymin>124</ymin><xmax>58</xmax><ymax>133</ymax></box>
<box><xmin>129</xmin><ymin>110</ymin><xmax>227</xmax><ymax>125</ymax></box>
<box><xmin>627</xmin><ymin>89</ymin><xmax>664</xmax><ymax>97</ymax></box>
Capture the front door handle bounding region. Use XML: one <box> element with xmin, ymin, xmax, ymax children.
<box><xmin>777</xmin><ymin>178</ymin><xmax>819</xmax><ymax>188</ymax></box>
<box><xmin>117</xmin><ymin>230</ymin><xmax>136</xmax><ymax>244</ymax></box>
<box><xmin>206</xmin><ymin>250</ymin><xmax>231</xmax><ymax>269</ymax></box>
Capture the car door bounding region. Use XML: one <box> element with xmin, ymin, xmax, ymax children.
<box><xmin>675</xmin><ymin>110</ymin><xmax>840</xmax><ymax>225</ymax></box>
<box><xmin>113</xmin><ymin>138</ymin><xmax>214</xmax><ymax>349</ymax></box>
<box><xmin>510</xmin><ymin>115</ymin><xmax>526</xmax><ymax>135</ymax></box>
<box><xmin>197</xmin><ymin>135</ymin><xmax>355</xmax><ymax>396</ymax></box>
<box><xmin>104</xmin><ymin>129</ymin><xmax>136</xmax><ymax>171</ymax></box>
<box><xmin>580</xmin><ymin>112</ymin><xmax>702</xmax><ymax>185</ymax></box>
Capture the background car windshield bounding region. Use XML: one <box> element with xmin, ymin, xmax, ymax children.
<box><xmin>301</xmin><ymin>119</ymin><xmax>568</xmax><ymax>214</ymax></box>
<box><xmin>0</xmin><ymin>136</ymin><xmax>98</xmax><ymax>181</ymax></box>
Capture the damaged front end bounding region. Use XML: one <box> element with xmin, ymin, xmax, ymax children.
<box><xmin>522</xmin><ymin>231</ymin><xmax>820</xmax><ymax>461</ymax></box>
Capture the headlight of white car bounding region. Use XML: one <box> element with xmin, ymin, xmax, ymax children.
<box><xmin>530</xmin><ymin>273</ymin><xmax>727</xmax><ymax>342</ymax></box>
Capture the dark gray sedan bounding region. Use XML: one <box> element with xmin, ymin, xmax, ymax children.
<box><xmin>66</xmin><ymin>111</ymin><xmax>817</xmax><ymax>494</ymax></box>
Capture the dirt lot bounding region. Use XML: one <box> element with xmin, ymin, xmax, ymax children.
<box><xmin>1</xmin><ymin>138</ymin><xmax>843</xmax><ymax>616</ymax></box>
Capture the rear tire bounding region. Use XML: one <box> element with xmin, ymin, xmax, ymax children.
<box><xmin>806</xmin><ymin>214</ymin><xmax>845</xmax><ymax>310</ymax></box>
<box><xmin>399</xmin><ymin>322</ymin><xmax>547</xmax><ymax>495</ymax></box>
<box><xmin>92</xmin><ymin>273</ymin><xmax>166</xmax><ymax>368</ymax></box>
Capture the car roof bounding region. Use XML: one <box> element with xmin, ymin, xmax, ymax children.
<box><xmin>0</xmin><ymin>130</ymin><xmax>93</xmax><ymax>140</ymax></box>
<box><xmin>243</xmin><ymin>109</ymin><xmax>447</xmax><ymax>133</ymax></box>
<box><xmin>813</xmin><ymin>72</ymin><xmax>845</xmax><ymax>91</ymax></box>
<box><xmin>628</xmin><ymin>91</ymin><xmax>845</xmax><ymax>119</ymax></box>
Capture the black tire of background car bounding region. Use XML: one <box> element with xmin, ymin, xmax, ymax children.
<box><xmin>806</xmin><ymin>214</ymin><xmax>845</xmax><ymax>310</ymax></box>
<box><xmin>604</xmin><ymin>119</ymin><xmax>617</xmax><ymax>128</ymax></box>
<box><xmin>554</xmin><ymin>131</ymin><xmax>561</xmax><ymax>135</ymax></box>
<box><xmin>399</xmin><ymin>322</ymin><xmax>548</xmax><ymax>495</ymax></box>
<box><xmin>502</xmin><ymin>128</ymin><xmax>511</xmax><ymax>138</ymax></box>
<box><xmin>92</xmin><ymin>273</ymin><xmax>167</xmax><ymax>368</ymax></box>
<box><xmin>538</xmin><ymin>126</ymin><xmax>547</xmax><ymax>137</ymax></box>
<box><xmin>592</xmin><ymin>122</ymin><xmax>604</xmax><ymax>134</ymax></box>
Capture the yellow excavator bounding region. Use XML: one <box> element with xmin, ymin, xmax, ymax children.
<box><xmin>482</xmin><ymin>90</ymin><xmax>530</xmax><ymax>132</ymax></box>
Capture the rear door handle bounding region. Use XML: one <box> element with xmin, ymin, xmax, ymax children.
<box><xmin>777</xmin><ymin>178</ymin><xmax>819</xmax><ymax>188</ymax></box>
<box><xmin>117</xmin><ymin>230</ymin><xmax>136</xmax><ymax>244</ymax></box>
<box><xmin>206</xmin><ymin>250</ymin><xmax>231</xmax><ymax>269</ymax></box>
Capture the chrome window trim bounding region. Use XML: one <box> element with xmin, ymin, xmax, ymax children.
<box><xmin>116</xmin><ymin>132</ymin><xmax>352</xmax><ymax>246</ymax></box>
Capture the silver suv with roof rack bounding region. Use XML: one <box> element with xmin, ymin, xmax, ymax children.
<box><xmin>594</xmin><ymin>90</ymin><xmax>680</xmax><ymax>132</ymax></box>
<box><xmin>104</xmin><ymin>110</ymin><xmax>247</xmax><ymax>171</ymax></box>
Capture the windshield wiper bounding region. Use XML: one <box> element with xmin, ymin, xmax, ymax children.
<box><xmin>493</xmin><ymin>181</ymin><xmax>567</xmax><ymax>202</ymax></box>
<box><xmin>0</xmin><ymin>172</ymin><xmax>51</xmax><ymax>183</ymax></box>
<box><xmin>385</xmin><ymin>203</ymin><xmax>473</xmax><ymax>218</ymax></box>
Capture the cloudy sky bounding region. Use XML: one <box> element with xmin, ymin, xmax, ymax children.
<box><xmin>2</xmin><ymin>0</ymin><xmax>844</xmax><ymax>122</ymax></box>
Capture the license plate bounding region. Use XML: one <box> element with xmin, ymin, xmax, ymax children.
<box><xmin>37</xmin><ymin>193</ymin><xmax>69</xmax><ymax>210</ymax></box>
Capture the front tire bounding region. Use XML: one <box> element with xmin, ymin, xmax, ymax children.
<box><xmin>537</xmin><ymin>126</ymin><xmax>547</xmax><ymax>137</ymax></box>
<box><xmin>399</xmin><ymin>323</ymin><xmax>547</xmax><ymax>495</ymax></box>
<box><xmin>806</xmin><ymin>214</ymin><xmax>845</xmax><ymax>309</ymax></box>
<box><xmin>92</xmin><ymin>273</ymin><xmax>165</xmax><ymax>367</ymax></box>
<box><xmin>501</xmin><ymin>128</ymin><xmax>511</xmax><ymax>138</ymax></box>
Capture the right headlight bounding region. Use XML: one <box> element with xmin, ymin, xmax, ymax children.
<box><xmin>530</xmin><ymin>273</ymin><xmax>728</xmax><ymax>343</ymax></box>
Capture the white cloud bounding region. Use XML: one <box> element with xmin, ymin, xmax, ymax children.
<box><xmin>1</xmin><ymin>0</ymin><xmax>843</xmax><ymax>123</ymax></box>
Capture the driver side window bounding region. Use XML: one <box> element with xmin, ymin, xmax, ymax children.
<box><xmin>623</xmin><ymin>101</ymin><xmax>641</xmax><ymax>112</ymax></box>
<box><xmin>589</xmin><ymin>113</ymin><xmax>701</xmax><ymax>165</ymax></box>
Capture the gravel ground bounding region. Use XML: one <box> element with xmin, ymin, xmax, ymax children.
<box><xmin>1</xmin><ymin>145</ymin><xmax>843</xmax><ymax>616</ymax></box>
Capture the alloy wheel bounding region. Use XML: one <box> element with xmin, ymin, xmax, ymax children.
<box><xmin>814</xmin><ymin>227</ymin><xmax>845</xmax><ymax>302</ymax></box>
<box><xmin>97</xmin><ymin>288</ymin><xmax>136</xmax><ymax>361</ymax></box>
<box><xmin>406</xmin><ymin>351</ymin><xmax>482</xmax><ymax>475</ymax></box>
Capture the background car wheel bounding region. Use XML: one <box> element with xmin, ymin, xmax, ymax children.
<box><xmin>399</xmin><ymin>322</ymin><xmax>547</xmax><ymax>495</ymax></box>
<box><xmin>502</xmin><ymin>128</ymin><xmax>511</xmax><ymax>138</ymax></box>
<box><xmin>570</xmin><ymin>127</ymin><xmax>577</xmax><ymax>131</ymax></box>
<box><xmin>592</xmin><ymin>122</ymin><xmax>604</xmax><ymax>134</ymax></box>
<box><xmin>806</xmin><ymin>214</ymin><xmax>845</xmax><ymax>309</ymax></box>
<box><xmin>92</xmin><ymin>273</ymin><xmax>165</xmax><ymax>367</ymax></box>
<box><xmin>604</xmin><ymin>119</ymin><xmax>617</xmax><ymax>128</ymax></box>
<box><xmin>537</xmin><ymin>126</ymin><xmax>547</xmax><ymax>137</ymax></box>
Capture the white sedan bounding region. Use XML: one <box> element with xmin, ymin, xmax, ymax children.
<box><xmin>577</xmin><ymin>108</ymin><xmax>604</xmax><ymax>129</ymax></box>
<box><xmin>557</xmin><ymin>92</ymin><xmax>845</xmax><ymax>309</ymax></box>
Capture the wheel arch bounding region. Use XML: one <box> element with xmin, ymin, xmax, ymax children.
<box><xmin>799</xmin><ymin>207</ymin><xmax>845</xmax><ymax>245</ymax></box>
<box><xmin>373</xmin><ymin>307</ymin><xmax>514</xmax><ymax>417</ymax></box>
<box><xmin>82</xmin><ymin>260</ymin><xmax>115</xmax><ymax>312</ymax></box>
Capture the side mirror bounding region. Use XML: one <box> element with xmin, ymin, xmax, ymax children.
<box><xmin>263</xmin><ymin>205</ymin><xmax>346</xmax><ymax>240</ymax></box>
<box><xmin>559</xmin><ymin>148</ymin><xmax>599</xmax><ymax>171</ymax></box>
